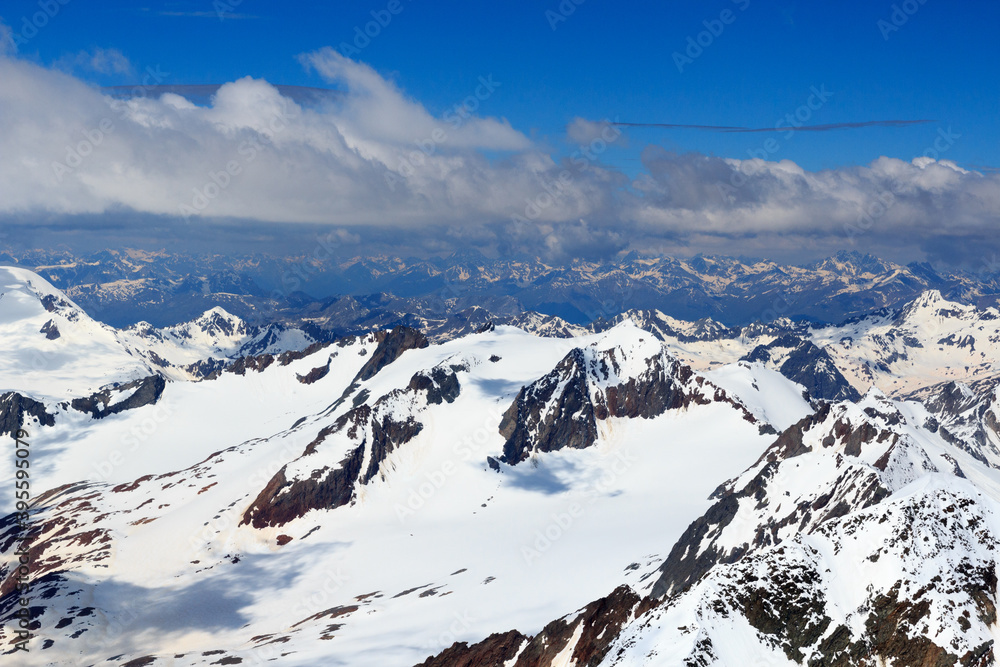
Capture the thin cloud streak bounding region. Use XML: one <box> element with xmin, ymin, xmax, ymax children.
<box><xmin>612</xmin><ymin>119</ymin><xmax>936</xmax><ymax>133</ymax></box>
<box><xmin>158</xmin><ymin>11</ymin><xmax>259</xmax><ymax>19</ymax></box>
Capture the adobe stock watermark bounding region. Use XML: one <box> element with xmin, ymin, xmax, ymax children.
<box><xmin>510</xmin><ymin>118</ymin><xmax>623</xmax><ymax>224</ymax></box>
<box><xmin>214</xmin><ymin>0</ymin><xmax>245</xmax><ymax>21</ymax></box>
<box><xmin>420</xmin><ymin>265</ymin><xmax>472</xmax><ymax>317</ymax></box>
<box><xmin>251</xmin><ymin>227</ymin><xmax>357</xmax><ymax>327</ymax></box>
<box><xmin>394</xmin><ymin>403</ymin><xmax>508</xmax><ymax>522</ymax></box>
<box><xmin>179</xmin><ymin>98</ymin><xmax>299</xmax><ymax>218</ymax></box>
<box><xmin>673</xmin><ymin>0</ymin><xmax>751</xmax><ymax>73</ymax></box>
<box><xmin>572</xmin><ymin>272</ymin><xmax>638</xmax><ymax>329</ymax></box>
<box><xmin>5</xmin><ymin>0</ymin><xmax>71</xmax><ymax>49</ymax></box>
<box><xmin>32</xmin><ymin>262</ymin><xmax>108</xmax><ymax>319</ymax></box>
<box><xmin>545</xmin><ymin>0</ymin><xmax>586</xmax><ymax>31</ymax></box>
<box><xmin>91</xmin><ymin>404</ymin><xmax>173</xmax><ymax>482</ymax></box>
<box><xmin>422</xmin><ymin>611</ymin><xmax>477</xmax><ymax>653</ymax></box>
<box><xmin>773</xmin><ymin>85</ymin><xmax>834</xmax><ymax>139</ymax></box>
<box><xmin>241</xmin><ymin>566</ymin><xmax>351</xmax><ymax>665</ymax></box>
<box><xmin>717</xmin><ymin>84</ymin><xmax>833</xmax><ymax>204</ymax></box>
<box><xmin>878</xmin><ymin>0</ymin><xmax>930</xmax><ymax>40</ymax></box>
<box><xmin>521</xmin><ymin>448</ymin><xmax>636</xmax><ymax>566</ymax></box>
<box><xmin>978</xmin><ymin>253</ymin><xmax>1000</xmax><ymax>277</ymax></box>
<box><xmin>756</xmin><ymin>289</ymin><xmax>800</xmax><ymax>325</ymax></box>
<box><xmin>76</xmin><ymin>601</ymin><xmax>141</xmax><ymax>660</ymax></box>
<box><xmin>385</xmin><ymin>74</ymin><xmax>502</xmax><ymax>191</ymax></box>
<box><xmin>9</xmin><ymin>428</ymin><xmax>34</xmax><ymax>653</ymax></box>
<box><xmin>187</xmin><ymin>435</ymin><xmax>309</xmax><ymax>558</ymax></box>
<box><xmin>844</xmin><ymin>126</ymin><xmax>959</xmax><ymax>241</ymax></box>
<box><xmin>336</xmin><ymin>0</ymin><xmax>414</xmax><ymax>57</ymax></box>
<box><xmin>51</xmin><ymin>65</ymin><xmax>170</xmax><ymax>183</ymax></box>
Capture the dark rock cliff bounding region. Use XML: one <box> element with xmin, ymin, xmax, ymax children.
<box><xmin>0</xmin><ymin>392</ymin><xmax>55</xmax><ymax>436</ymax></box>
<box><xmin>69</xmin><ymin>375</ymin><xmax>166</xmax><ymax>420</ymax></box>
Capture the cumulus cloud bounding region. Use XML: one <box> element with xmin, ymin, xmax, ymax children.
<box><xmin>0</xmin><ymin>42</ymin><xmax>998</xmax><ymax>267</ymax></box>
<box><xmin>628</xmin><ymin>147</ymin><xmax>1000</xmax><ymax>238</ymax></box>
<box><xmin>0</xmin><ymin>46</ymin><xmax>618</xmax><ymax>227</ymax></box>
<box><xmin>299</xmin><ymin>48</ymin><xmax>530</xmax><ymax>152</ymax></box>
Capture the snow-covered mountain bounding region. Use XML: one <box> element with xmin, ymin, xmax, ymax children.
<box><xmin>0</xmin><ymin>266</ymin><xmax>321</xmax><ymax>401</ymax></box>
<box><xmin>0</xmin><ymin>265</ymin><xmax>153</xmax><ymax>401</ymax></box>
<box><xmin>414</xmin><ymin>391</ymin><xmax>1000</xmax><ymax>666</ymax></box>
<box><xmin>2</xmin><ymin>267</ymin><xmax>1000</xmax><ymax>666</ymax></box>
<box><xmin>117</xmin><ymin>307</ymin><xmax>317</xmax><ymax>380</ymax></box>
<box><xmin>576</xmin><ymin>292</ymin><xmax>1000</xmax><ymax>404</ymax></box>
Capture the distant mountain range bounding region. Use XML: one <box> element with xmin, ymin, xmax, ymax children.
<box><xmin>4</xmin><ymin>248</ymin><xmax>999</xmax><ymax>330</ymax></box>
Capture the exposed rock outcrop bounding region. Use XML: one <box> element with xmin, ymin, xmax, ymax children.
<box><xmin>69</xmin><ymin>375</ymin><xmax>166</xmax><ymax>419</ymax></box>
<box><xmin>413</xmin><ymin>585</ymin><xmax>642</xmax><ymax>667</ymax></box>
<box><xmin>241</xmin><ymin>360</ymin><xmax>459</xmax><ymax>529</ymax></box>
<box><xmin>742</xmin><ymin>335</ymin><xmax>861</xmax><ymax>402</ymax></box>
<box><xmin>0</xmin><ymin>392</ymin><xmax>55</xmax><ymax>436</ymax></box>
<box><xmin>499</xmin><ymin>340</ymin><xmax>756</xmax><ymax>465</ymax></box>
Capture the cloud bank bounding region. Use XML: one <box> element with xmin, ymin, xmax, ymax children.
<box><xmin>0</xmin><ymin>35</ymin><xmax>998</xmax><ymax>267</ymax></box>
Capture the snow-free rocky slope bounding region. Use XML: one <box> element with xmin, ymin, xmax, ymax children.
<box><xmin>1</xmin><ymin>267</ymin><xmax>999</xmax><ymax>666</ymax></box>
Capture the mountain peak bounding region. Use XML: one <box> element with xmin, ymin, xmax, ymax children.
<box><xmin>199</xmin><ymin>305</ymin><xmax>238</xmax><ymax>319</ymax></box>
<box><xmin>811</xmin><ymin>250</ymin><xmax>894</xmax><ymax>275</ymax></box>
<box><xmin>894</xmin><ymin>289</ymin><xmax>973</xmax><ymax>326</ymax></box>
<box><xmin>0</xmin><ymin>265</ymin><xmax>83</xmax><ymax>312</ymax></box>
<box><xmin>188</xmin><ymin>306</ymin><xmax>246</xmax><ymax>337</ymax></box>
<box><xmin>0</xmin><ymin>266</ymin><xmax>154</xmax><ymax>399</ymax></box>
<box><xmin>859</xmin><ymin>384</ymin><xmax>891</xmax><ymax>406</ymax></box>
<box><xmin>914</xmin><ymin>288</ymin><xmax>945</xmax><ymax>304</ymax></box>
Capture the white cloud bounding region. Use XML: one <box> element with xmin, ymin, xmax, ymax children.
<box><xmin>87</xmin><ymin>47</ymin><xmax>132</xmax><ymax>74</ymax></box>
<box><xmin>627</xmin><ymin>148</ymin><xmax>1000</xmax><ymax>239</ymax></box>
<box><xmin>299</xmin><ymin>48</ymin><xmax>529</xmax><ymax>152</ymax></box>
<box><xmin>0</xmin><ymin>48</ymin><xmax>610</xmax><ymax>226</ymax></box>
<box><xmin>0</xmin><ymin>43</ymin><xmax>998</xmax><ymax>261</ymax></box>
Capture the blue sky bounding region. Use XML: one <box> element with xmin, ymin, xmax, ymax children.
<box><xmin>6</xmin><ymin>0</ymin><xmax>998</xmax><ymax>172</ymax></box>
<box><xmin>1</xmin><ymin>0</ymin><xmax>999</xmax><ymax>267</ymax></box>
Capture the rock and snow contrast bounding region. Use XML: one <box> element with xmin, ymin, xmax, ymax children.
<box><xmin>2</xmin><ymin>266</ymin><xmax>1000</xmax><ymax>666</ymax></box>
<box><xmin>11</xmin><ymin>248</ymin><xmax>1000</xmax><ymax>332</ymax></box>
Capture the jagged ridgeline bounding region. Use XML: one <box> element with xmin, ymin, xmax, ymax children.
<box><xmin>1</xmin><ymin>265</ymin><xmax>999</xmax><ymax>666</ymax></box>
<box><xmin>9</xmin><ymin>248</ymin><xmax>1000</xmax><ymax>331</ymax></box>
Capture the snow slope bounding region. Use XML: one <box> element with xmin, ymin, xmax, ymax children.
<box><xmin>0</xmin><ymin>266</ymin><xmax>152</xmax><ymax>400</ymax></box>
<box><xmin>611</xmin><ymin>291</ymin><xmax>1000</xmax><ymax>400</ymax></box>
<box><xmin>3</xmin><ymin>269</ymin><xmax>1000</xmax><ymax>666</ymax></box>
<box><xmin>596</xmin><ymin>389</ymin><xmax>1000</xmax><ymax>666</ymax></box>
<box><xmin>0</xmin><ymin>319</ymin><xmax>790</xmax><ymax>665</ymax></box>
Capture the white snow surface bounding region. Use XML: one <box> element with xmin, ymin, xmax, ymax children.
<box><xmin>0</xmin><ymin>266</ymin><xmax>153</xmax><ymax>400</ymax></box>
<box><xmin>3</xmin><ymin>269</ymin><xmax>1000</xmax><ymax>666</ymax></box>
<box><xmin>630</xmin><ymin>291</ymin><xmax>1000</xmax><ymax>398</ymax></box>
<box><xmin>0</xmin><ymin>303</ymin><xmax>778</xmax><ymax>665</ymax></box>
